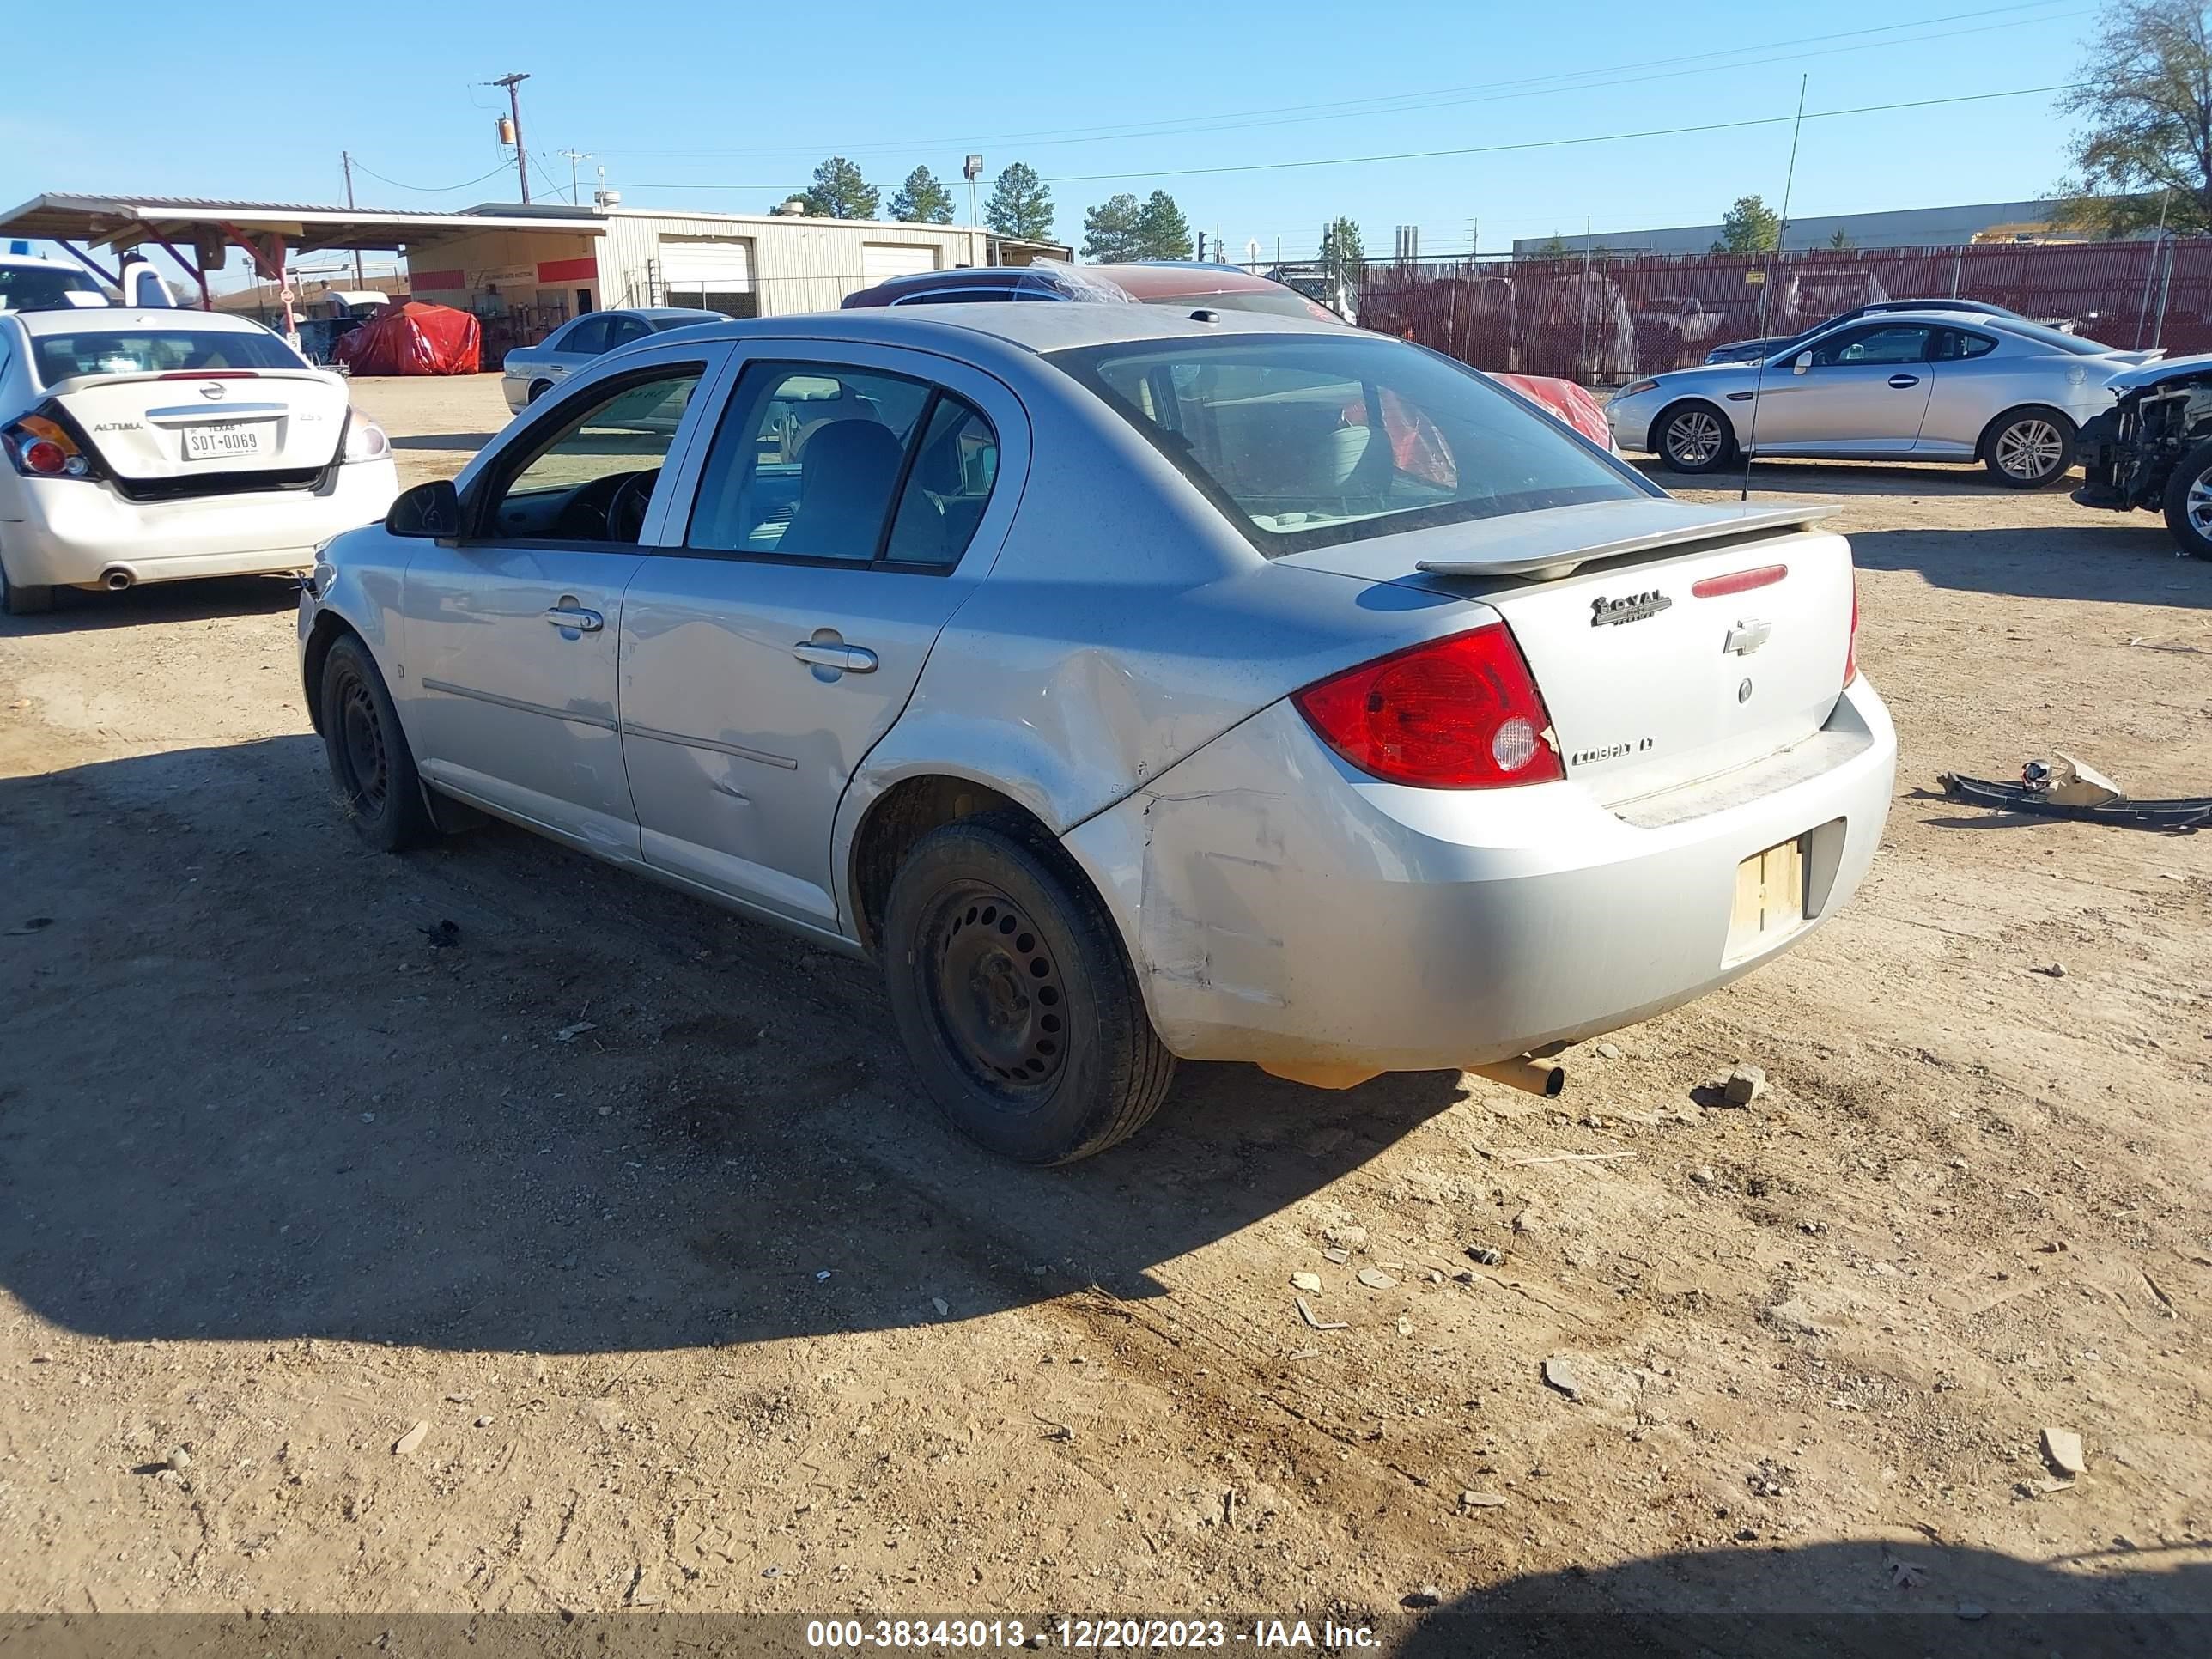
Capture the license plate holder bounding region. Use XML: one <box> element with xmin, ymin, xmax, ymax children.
<box><xmin>1724</xmin><ymin>836</ymin><xmax>1806</xmax><ymax>961</ymax></box>
<box><xmin>181</xmin><ymin>421</ymin><xmax>269</xmax><ymax>463</ymax></box>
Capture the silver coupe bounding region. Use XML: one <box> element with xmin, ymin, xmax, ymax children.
<box><xmin>301</xmin><ymin>305</ymin><xmax>1893</xmax><ymax>1163</ymax></box>
<box><xmin>500</xmin><ymin>307</ymin><xmax>729</xmax><ymax>413</ymax></box>
<box><xmin>1608</xmin><ymin>310</ymin><xmax>2160</xmax><ymax>487</ymax></box>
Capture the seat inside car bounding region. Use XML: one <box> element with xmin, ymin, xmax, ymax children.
<box><xmin>778</xmin><ymin>419</ymin><xmax>905</xmax><ymax>558</ymax></box>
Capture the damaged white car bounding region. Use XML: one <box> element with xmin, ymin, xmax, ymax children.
<box><xmin>300</xmin><ymin>305</ymin><xmax>1894</xmax><ymax>1163</ymax></box>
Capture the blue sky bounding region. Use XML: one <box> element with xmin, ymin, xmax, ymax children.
<box><xmin>3</xmin><ymin>0</ymin><xmax>2095</xmax><ymax>279</ymax></box>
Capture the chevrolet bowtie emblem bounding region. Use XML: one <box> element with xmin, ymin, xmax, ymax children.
<box><xmin>1725</xmin><ymin>619</ymin><xmax>1772</xmax><ymax>655</ymax></box>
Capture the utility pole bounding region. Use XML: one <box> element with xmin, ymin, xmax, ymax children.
<box><xmin>558</xmin><ymin>149</ymin><xmax>593</xmax><ymax>205</ymax></box>
<box><xmin>485</xmin><ymin>73</ymin><xmax>532</xmax><ymax>203</ymax></box>
<box><xmin>340</xmin><ymin>151</ymin><xmax>366</xmax><ymax>286</ymax></box>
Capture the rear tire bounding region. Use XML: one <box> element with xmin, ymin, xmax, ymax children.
<box><xmin>1653</xmin><ymin>399</ymin><xmax>1737</xmax><ymax>474</ymax></box>
<box><xmin>882</xmin><ymin>811</ymin><xmax>1175</xmax><ymax>1164</ymax></box>
<box><xmin>319</xmin><ymin>635</ymin><xmax>434</xmax><ymax>851</ymax></box>
<box><xmin>2160</xmin><ymin>435</ymin><xmax>2212</xmax><ymax>560</ymax></box>
<box><xmin>0</xmin><ymin>550</ymin><xmax>54</xmax><ymax>617</ymax></box>
<box><xmin>1982</xmin><ymin>405</ymin><xmax>2076</xmax><ymax>489</ymax></box>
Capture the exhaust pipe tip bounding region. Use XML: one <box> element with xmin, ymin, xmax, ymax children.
<box><xmin>101</xmin><ymin>568</ymin><xmax>133</xmax><ymax>592</ymax></box>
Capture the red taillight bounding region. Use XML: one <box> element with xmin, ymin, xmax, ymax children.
<box><xmin>1293</xmin><ymin>623</ymin><xmax>1563</xmax><ymax>788</ymax></box>
<box><xmin>1843</xmin><ymin>571</ymin><xmax>1860</xmax><ymax>688</ymax></box>
<box><xmin>1692</xmin><ymin>563</ymin><xmax>1787</xmax><ymax>599</ymax></box>
<box><xmin>3</xmin><ymin>415</ymin><xmax>93</xmax><ymax>480</ymax></box>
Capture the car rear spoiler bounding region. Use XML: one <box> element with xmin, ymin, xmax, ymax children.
<box><xmin>1415</xmin><ymin>503</ymin><xmax>1842</xmax><ymax>580</ymax></box>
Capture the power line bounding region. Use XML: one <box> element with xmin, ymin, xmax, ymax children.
<box><xmin>588</xmin><ymin>2</ymin><xmax>2075</xmax><ymax>161</ymax></box>
<box><xmin>1042</xmin><ymin>83</ymin><xmax>2081</xmax><ymax>185</ymax></box>
<box><xmin>348</xmin><ymin>156</ymin><xmax>518</xmax><ymax>194</ymax></box>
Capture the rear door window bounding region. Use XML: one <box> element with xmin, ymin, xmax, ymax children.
<box><xmin>685</xmin><ymin>362</ymin><xmax>999</xmax><ymax>568</ymax></box>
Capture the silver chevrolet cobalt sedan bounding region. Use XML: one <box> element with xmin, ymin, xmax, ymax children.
<box><xmin>301</xmin><ymin>305</ymin><xmax>1894</xmax><ymax>1164</ymax></box>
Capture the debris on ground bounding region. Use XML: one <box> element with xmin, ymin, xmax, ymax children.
<box><xmin>1541</xmin><ymin>1356</ymin><xmax>1582</xmax><ymax>1401</ymax></box>
<box><xmin>4</xmin><ymin>917</ymin><xmax>54</xmax><ymax>936</ymax></box>
<box><xmin>1595</xmin><ymin>1042</ymin><xmax>1624</xmax><ymax>1060</ymax></box>
<box><xmin>1466</xmin><ymin>1246</ymin><xmax>1505</xmax><ymax>1267</ymax></box>
<box><xmin>1723</xmin><ymin>1064</ymin><xmax>1768</xmax><ymax>1105</ymax></box>
<box><xmin>1401</xmin><ymin>1586</ymin><xmax>1443</xmax><ymax>1610</ymax></box>
<box><xmin>161</xmin><ymin>1446</ymin><xmax>191</xmax><ymax>1474</ymax></box>
<box><xmin>2042</xmin><ymin>1426</ymin><xmax>2087</xmax><ymax>1476</ymax></box>
<box><xmin>1356</xmin><ymin>1267</ymin><xmax>1398</xmax><ymax>1290</ymax></box>
<box><xmin>2033</xmin><ymin>963</ymin><xmax>2068</xmax><ymax>979</ymax></box>
<box><xmin>1940</xmin><ymin>759</ymin><xmax>2211</xmax><ymax>830</ymax></box>
<box><xmin>392</xmin><ymin>1421</ymin><xmax>429</xmax><ymax>1456</ymax></box>
<box><xmin>1295</xmin><ymin>1297</ymin><xmax>1346</xmax><ymax>1333</ymax></box>
<box><xmin>420</xmin><ymin>919</ymin><xmax>460</xmax><ymax>948</ymax></box>
<box><xmin>1459</xmin><ymin>1490</ymin><xmax>1508</xmax><ymax>1508</ymax></box>
<box><xmin>554</xmin><ymin>1021</ymin><xmax>597</xmax><ymax>1043</ymax></box>
<box><xmin>1290</xmin><ymin>1272</ymin><xmax>1322</xmax><ymax>1294</ymax></box>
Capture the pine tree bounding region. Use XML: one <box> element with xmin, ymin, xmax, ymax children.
<box><xmin>1134</xmin><ymin>191</ymin><xmax>1194</xmax><ymax>260</ymax></box>
<box><xmin>800</xmin><ymin>156</ymin><xmax>879</xmax><ymax>221</ymax></box>
<box><xmin>888</xmin><ymin>166</ymin><xmax>954</xmax><ymax>225</ymax></box>
<box><xmin>985</xmin><ymin>163</ymin><xmax>1055</xmax><ymax>241</ymax></box>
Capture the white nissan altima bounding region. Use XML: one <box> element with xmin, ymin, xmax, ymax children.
<box><xmin>300</xmin><ymin>305</ymin><xmax>1894</xmax><ymax>1164</ymax></box>
<box><xmin>0</xmin><ymin>306</ymin><xmax>399</xmax><ymax>614</ymax></box>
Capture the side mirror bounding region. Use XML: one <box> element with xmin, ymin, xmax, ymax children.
<box><xmin>386</xmin><ymin>478</ymin><xmax>461</xmax><ymax>539</ymax></box>
<box><xmin>1792</xmin><ymin>351</ymin><xmax>1814</xmax><ymax>375</ymax></box>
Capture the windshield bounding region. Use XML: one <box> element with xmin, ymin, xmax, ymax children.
<box><xmin>30</xmin><ymin>329</ymin><xmax>305</xmax><ymax>386</ymax></box>
<box><xmin>0</xmin><ymin>264</ymin><xmax>106</xmax><ymax>313</ymax></box>
<box><xmin>1052</xmin><ymin>333</ymin><xmax>1648</xmax><ymax>554</ymax></box>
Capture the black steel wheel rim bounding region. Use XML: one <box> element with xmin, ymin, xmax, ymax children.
<box><xmin>922</xmin><ymin>881</ymin><xmax>1066</xmax><ymax>1106</ymax></box>
<box><xmin>338</xmin><ymin>674</ymin><xmax>388</xmax><ymax>811</ymax></box>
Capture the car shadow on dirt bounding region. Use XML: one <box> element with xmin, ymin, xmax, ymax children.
<box><xmin>0</xmin><ymin>737</ymin><xmax>1469</xmax><ymax>1356</ymax></box>
<box><xmin>0</xmin><ymin>574</ymin><xmax>303</xmax><ymax>633</ymax></box>
<box><xmin>1391</xmin><ymin>1539</ymin><xmax>2212</xmax><ymax>1658</ymax></box>
<box><xmin>387</xmin><ymin>432</ymin><xmax>501</xmax><ymax>452</ymax></box>
<box><xmin>1847</xmin><ymin>525</ymin><xmax>2209</xmax><ymax>607</ymax></box>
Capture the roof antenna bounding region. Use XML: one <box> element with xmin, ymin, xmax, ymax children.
<box><xmin>1743</xmin><ymin>74</ymin><xmax>1808</xmax><ymax>504</ymax></box>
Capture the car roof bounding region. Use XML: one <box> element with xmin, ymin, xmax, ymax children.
<box><xmin>670</xmin><ymin>301</ymin><xmax>1351</xmax><ymax>357</ymax></box>
<box><xmin>617</xmin><ymin>307</ymin><xmax>727</xmax><ymax>320</ymax></box>
<box><xmin>11</xmin><ymin>307</ymin><xmax>270</xmax><ymax>337</ymax></box>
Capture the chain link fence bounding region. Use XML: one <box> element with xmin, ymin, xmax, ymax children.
<box><xmin>1358</xmin><ymin>240</ymin><xmax>2208</xmax><ymax>384</ymax></box>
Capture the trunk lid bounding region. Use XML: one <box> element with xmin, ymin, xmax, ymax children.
<box><xmin>49</xmin><ymin>369</ymin><xmax>349</xmax><ymax>483</ymax></box>
<box><xmin>1280</xmin><ymin>500</ymin><xmax>1856</xmax><ymax>805</ymax></box>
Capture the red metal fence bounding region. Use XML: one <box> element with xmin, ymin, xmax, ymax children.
<box><xmin>1358</xmin><ymin>240</ymin><xmax>2208</xmax><ymax>383</ymax></box>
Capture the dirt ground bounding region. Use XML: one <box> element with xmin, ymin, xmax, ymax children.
<box><xmin>2</xmin><ymin>372</ymin><xmax>2209</xmax><ymax>1647</ymax></box>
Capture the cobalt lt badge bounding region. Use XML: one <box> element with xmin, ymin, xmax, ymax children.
<box><xmin>1589</xmin><ymin>588</ymin><xmax>1672</xmax><ymax>627</ymax></box>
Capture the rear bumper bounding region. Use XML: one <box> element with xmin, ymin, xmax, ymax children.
<box><xmin>1061</xmin><ymin>679</ymin><xmax>1896</xmax><ymax>1073</ymax></box>
<box><xmin>0</xmin><ymin>459</ymin><xmax>398</xmax><ymax>587</ymax></box>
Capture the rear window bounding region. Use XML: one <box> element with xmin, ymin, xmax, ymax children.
<box><xmin>0</xmin><ymin>264</ymin><xmax>106</xmax><ymax>312</ymax></box>
<box><xmin>1996</xmin><ymin>318</ymin><xmax>2113</xmax><ymax>356</ymax></box>
<box><xmin>29</xmin><ymin>329</ymin><xmax>305</xmax><ymax>386</ymax></box>
<box><xmin>650</xmin><ymin>314</ymin><xmax>720</xmax><ymax>332</ymax></box>
<box><xmin>1141</xmin><ymin>289</ymin><xmax>1336</xmax><ymax>322</ymax></box>
<box><xmin>1051</xmin><ymin>333</ymin><xmax>1647</xmax><ymax>553</ymax></box>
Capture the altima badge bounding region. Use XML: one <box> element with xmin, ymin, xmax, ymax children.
<box><xmin>1724</xmin><ymin>618</ymin><xmax>1772</xmax><ymax>655</ymax></box>
<box><xmin>1590</xmin><ymin>588</ymin><xmax>1672</xmax><ymax>627</ymax></box>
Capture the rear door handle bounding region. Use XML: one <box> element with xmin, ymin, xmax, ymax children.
<box><xmin>544</xmin><ymin>605</ymin><xmax>604</xmax><ymax>634</ymax></box>
<box><xmin>1887</xmin><ymin>374</ymin><xmax>1921</xmax><ymax>388</ymax></box>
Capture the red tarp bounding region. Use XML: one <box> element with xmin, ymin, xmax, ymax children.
<box><xmin>333</xmin><ymin>301</ymin><xmax>481</xmax><ymax>376</ymax></box>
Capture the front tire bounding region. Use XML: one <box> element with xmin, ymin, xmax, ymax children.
<box><xmin>527</xmin><ymin>380</ymin><xmax>553</xmax><ymax>404</ymax></box>
<box><xmin>319</xmin><ymin>635</ymin><xmax>434</xmax><ymax>851</ymax></box>
<box><xmin>2160</xmin><ymin>435</ymin><xmax>2212</xmax><ymax>560</ymax></box>
<box><xmin>1653</xmin><ymin>399</ymin><xmax>1737</xmax><ymax>474</ymax></box>
<box><xmin>883</xmin><ymin>812</ymin><xmax>1175</xmax><ymax>1164</ymax></box>
<box><xmin>1983</xmin><ymin>406</ymin><xmax>2076</xmax><ymax>489</ymax></box>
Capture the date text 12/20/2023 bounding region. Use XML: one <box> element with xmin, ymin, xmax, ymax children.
<box><xmin>805</xmin><ymin>1618</ymin><xmax>1382</xmax><ymax>1650</ymax></box>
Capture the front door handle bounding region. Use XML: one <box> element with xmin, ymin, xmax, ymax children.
<box><xmin>1887</xmin><ymin>374</ymin><xmax>1922</xmax><ymax>388</ymax></box>
<box><xmin>791</xmin><ymin>640</ymin><xmax>878</xmax><ymax>674</ymax></box>
<box><xmin>544</xmin><ymin>605</ymin><xmax>604</xmax><ymax>634</ymax></box>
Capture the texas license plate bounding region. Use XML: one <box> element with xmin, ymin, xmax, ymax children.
<box><xmin>181</xmin><ymin>422</ymin><xmax>268</xmax><ymax>462</ymax></box>
<box><xmin>1724</xmin><ymin>836</ymin><xmax>1806</xmax><ymax>961</ymax></box>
